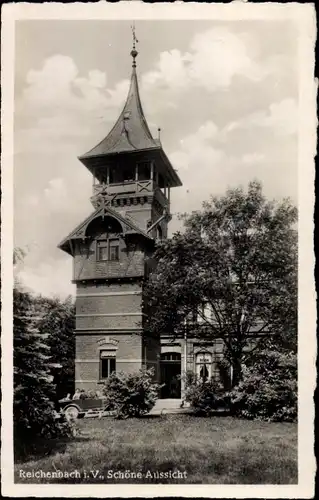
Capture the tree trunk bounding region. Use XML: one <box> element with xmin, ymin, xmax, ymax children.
<box><xmin>231</xmin><ymin>358</ymin><xmax>242</xmax><ymax>388</ymax></box>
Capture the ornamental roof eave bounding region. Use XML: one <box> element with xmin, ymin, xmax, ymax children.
<box><xmin>78</xmin><ymin>145</ymin><xmax>161</xmax><ymax>163</ymax></box>
<box><xmin>78</xmin><ymin>147</ymin><xmax>183</xmax><ymax>188</ymax></box>
<box><xmin>58</xmin><ymin>205</ymin><xmax>154</xmax><ymax>256</ymax></box>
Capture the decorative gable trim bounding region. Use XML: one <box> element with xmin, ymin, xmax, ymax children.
<box><xmin>58</xmin><ymin>205</ymin><xmax>153</xmax><ymax>255</ymax></box>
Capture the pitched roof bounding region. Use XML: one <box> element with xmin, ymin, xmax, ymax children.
<box><xmin>58</xmin><ymin>204</ymin><xmax>153</xmax><ymax>255</ymax></box>
<box><xmin>79</xmin><ymin>66</ymin><xmax>159</xmax><ymax>160</ymax></box>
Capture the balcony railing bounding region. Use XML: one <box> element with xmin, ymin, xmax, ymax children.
<box><xmin>92</xmin><ymin>180</ymin><xmax>170</xmax><ymax>205</ymax></box>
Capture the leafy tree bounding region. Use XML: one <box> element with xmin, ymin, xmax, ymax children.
<box><xmin>144</xmin><ymin>181</ymin><xmax>297</xmax><ymax>387</ymax></box>
<box><xmin>14</xmin><ymin>283</ymin><xmax>71</xmax><ymax>452</ymax></box>
<box><xmin>37</xmin><ymin>296</ymin><xmax>75</xmax><ymax>400</ymax></box>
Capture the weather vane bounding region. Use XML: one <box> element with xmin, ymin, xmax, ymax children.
<box><xmin>130</xmin><ymin>22</ymin><xmax>139</xmax><ymax>67</ymax></box>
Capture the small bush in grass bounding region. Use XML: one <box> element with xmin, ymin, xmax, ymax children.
<box><xmin>184</xmin><ymin>378</ymin><xmax>228</xmax><ymax>415</ymax></box>
<box><xmin>229</xmin><ymin>348</ymin><xmax>297</xmax><ymax>422</ymax></box>
<box><xmin>101</xmin><ymin>368</ymin><xmax>161</xmax><ymax>419</ymax></box>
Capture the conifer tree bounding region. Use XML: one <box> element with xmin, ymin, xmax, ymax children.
<box><xmin>13</xmin><ymin>252</ymin><xmax>72</xmax><ymax>451</ymax></box>
<box><xmin>38</xmin><ymin>296</ymin><xmax>75</xmax><ymax>400</ymax></box>
<box><xmin>14</xmin><ymin>284</ymin><xmax>58</xmax><ymax>444</ymax></box>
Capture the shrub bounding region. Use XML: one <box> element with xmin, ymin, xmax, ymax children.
<box><xmin>101</xmin><ymin>368</ymin><xmax>161</xmax><ymax>419</ymax></box>
<box><xmin>183</xmin><ymin>370</ymin><xmax>197</xmax><ymax>388</ymax></box>
<box><xmin>229</xmin><ymin>348</ymin><xmax>297</xmax><ymax>422</ymax></box>
<box><xmin>184</xmin><ymin>377</ymin><xmax>228</xmax><ymax>415</ymax></box>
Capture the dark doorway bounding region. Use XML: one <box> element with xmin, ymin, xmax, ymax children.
<box><xmin>160</xmin><ymin>352</ymin><xmax>181</xmax><ymax>398</ymax></box>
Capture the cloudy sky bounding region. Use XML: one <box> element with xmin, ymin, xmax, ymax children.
<box><xmin>14</xmin><ymin>18</ymin><xmax>299</xmax><ymax>298</ymax></box>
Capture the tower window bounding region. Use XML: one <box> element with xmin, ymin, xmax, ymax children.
<box><xmin>100</xmin><ymin>351</ymin><xmax>116</xmax><ymax>379</ymax></box>
<box><xmin>109</xmin><ymin>239</ymin><xmax>119</xmax><ymax>261</ymax></box>
<box><xmin>97</xmin><ymin>241</ymin><xmax>108</xmax><ymax>261</ymax></box>
<box><xmin>122</xmin><ymin>165</ymin><xmax>135</xmax><ymax>182</ymax></box>
<box><xmin>138</xmin><ymin>162</ymin><xmax>151</xmax><ymax>181</ymax></box>
<box><xmin>97</xmin><ymin>239</ymin><xmax>120</xmax><ymax>261</ymax></box>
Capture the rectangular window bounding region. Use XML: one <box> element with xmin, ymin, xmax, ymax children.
<box><xmin>109</xmin><ymin>239</ymin><xmax>119</xmax><ymax>261</ymax></box>
<box><xmin>122</xmin><ymin>167</ymin><xmax>135</xmax><ymax>182</ymax></box>
<box><xmin>100</xmin><ymin>353</ymin><xmax>116</xmax><ymax>379</ymax></box>
<box><xmin>96</xmin><ymin>239</ymin><xmax>119</xmax><ymax>261</ymax></box>
<box><xmin>97</xmin><ymin>241</ymin><xmax>108</xmax><ymax>261</ymax></box>
<box><xmin>138</xmin><ymin>162</ymin><xmax>151</xmax><ymax>181</ymax></box>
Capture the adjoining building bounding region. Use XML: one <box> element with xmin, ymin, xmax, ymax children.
<box><xmin>58</xmin><ymin>36</ymin><xmax>226</xmax><ymax>399</ymax></box>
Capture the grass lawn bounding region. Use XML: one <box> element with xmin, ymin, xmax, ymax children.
<box><xmin>15</xmin><ymin>415</ymin><xmax>297</xmax><ymax>484</ymax></box>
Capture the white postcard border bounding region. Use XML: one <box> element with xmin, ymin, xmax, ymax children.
<box><xmin>1</xmin><ymin>2</ymin><xmax>316</xmax><ymax>498</ymax></box>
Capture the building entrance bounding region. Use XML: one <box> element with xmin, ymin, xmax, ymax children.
<box><xmin>160</xmin><ymin>352</ymin><xmax>181</xmax><ymax>398</ymax></box>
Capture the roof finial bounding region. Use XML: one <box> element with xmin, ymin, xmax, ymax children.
<box><xmin>130</xmin><ymin>22</ymin><xmax>138</xmax><ymax>68</ymax></box>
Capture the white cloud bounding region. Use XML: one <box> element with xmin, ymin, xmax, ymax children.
<box><xmin>225</xmin><ymin>98</ymin><xmax>298</xmax><ymax>137</ymax></box>
<box><xmin>25</xmin><ymin>55</ymin><xmax>78</xmax><ymax>106</ymax></box>
<box><xmin>16</xmin><ymin>55</ymin><xmax>130</xmax><ymax>155</ymax></box>
<box><xmin>142</xmin><ymin>49</ymin><xmax>190</xmax><ymax>90</ymax></box>
<box><xmin>188</xmin><ymin>28</ymin><xmax>265</xmax><ymax>89</ymax></box>
<box><xmin>44</xmin><ymin>178</ymin><xmax>68</xmax><ymax>212</ymax></box>
<box><xmin>85</xmin><ymin>69</ymin><xmax>107</xmax><ymax>89</ymax></box>
<box><xmin>15</xmin><ymin>29</ymin><xmax>294</xmax><ymax>160</ymax></box>
<box><xmin>170</xmin><ymin>121</ymin><xmax>224</xmax><ymax>175</ymax></box>
<box><xmin>18</xmin><ymin>258</ymin><xmax>75</xmax><ymax>298</ymax></box>
<box><xmin>107</xmin><ymin>79</ymin><xmax>130</xmax><ymax>108</ymax></box>
<box><xmin>256</xmin><ymin>99</ymin><xmax>298</xmax><ymax>135</ymax></box>
<box><xmin>241</xmin><ymin>153</ymin><xmax>265</xmax><ymax>165</ymax></box>
<box><xmin>142</xmin><ymin>27</ymin><xmax>267</xmax><ymax>94</ymax></box>
<box><xmin>14</xmin><ymin>25</ymin><xmax>298</xmax><ymax>298</ymax></box>
<box><xmin>25</xmin><ymin>194</ymin><xmax>39</xmax><ymax>207</ymax></box>
<box><xmin>169</xmin><ymin>121</ymin><xmax>227</xmax><ymax>218</ymax></box>
<box><xmin>168</xmin><ymin>115</ymin><xmax>297</xmax><ymax>233</ymax></box>
<box><xmin>22</xmin><ymin>54</ymin><xmax>128</xmax><ymax>116</ymax></box>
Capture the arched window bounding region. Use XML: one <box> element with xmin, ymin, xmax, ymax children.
<box><xmin>157</xmin><ymin>225</ymin><xmax>163</xmax><ymax>241</ymax></box>
<box><xmin>195</xmin><ymin>352</ymin><xmax>212</xmax><ymax>383</ymax></box>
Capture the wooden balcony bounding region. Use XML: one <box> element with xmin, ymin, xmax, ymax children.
<box><xmin>92</xmin><ymin>180</ymin><xmax>170</xmax><ymax>207</ymax></box>
<box><xmin>93</xmin><ymin>179</ymin><xmax>153</xmax><ymax>195</ymax></box>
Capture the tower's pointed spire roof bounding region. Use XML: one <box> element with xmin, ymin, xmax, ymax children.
<box><xmin>79</xmin><ymin>29</ymin><xmax>159</xmax><ymax>161</ymax></box>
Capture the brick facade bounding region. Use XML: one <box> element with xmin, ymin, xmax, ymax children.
<box><xmin>73</xmin><ymin>240</ymin><xmax>147</xmax><ymax>281</ymax></box>
<box><xmin>75</xmin><ymin>333</ymin><xmax>145</xmax><ymax>390</ymax></box>
<box><xmin>58</xmin><ymin>50</ymin><xmax>182</xmax><ymax>394</ymax></box>
<box><xmin>72</xmin><ymin>236</ymin><xmax>162</xmax><ymax>390</ymax></box>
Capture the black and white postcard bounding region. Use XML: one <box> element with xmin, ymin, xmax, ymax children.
<box><xmin>1</xmin><ymin>2</ymin><xmax>316</xmax><ymax>498</ymax></box>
